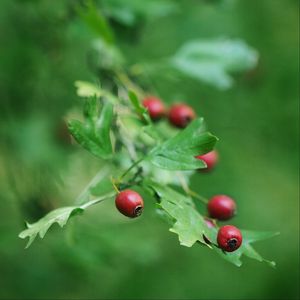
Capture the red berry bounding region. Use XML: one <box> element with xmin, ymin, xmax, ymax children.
<box><xmin>143</xmin><ymin>96</ymin><xmax>165</xmax><ymax>120</ymax></box>
<box><xmin>196</xmin><ymin>150</ymin><xmax>218</xmax><ymax>170</ymax></box>
<box><xmin>115</xmin><ymin>190</ymin><xmax>144</xmax><ymax>218</ymax></box>
<box><xmin>168</xmin><ymin>103</ymin><xmax>196</xmax><ymax>128</ymax></box>
<box><xmin>217</xmin><ymin>225</ymin><xmax>242</xmax><ymax>252</ymax></box>
<box><xmin>207</xmin><ymin>195</ymin><xmax>236</xmax><ymax>220</ymax></box>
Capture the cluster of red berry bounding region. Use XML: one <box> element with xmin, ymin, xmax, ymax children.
<box><xmin>143</xmin><ymin>96</ymin><xmax>219</xmax><ymax>171</ymax></box>
<box><xmin>207</xmin><ymin>195</ymin><xmax>242</xmax><ymax>252</ymax></box>
<box><xmin>142</xmin><ymin>96</ymin><xmax>195</xmax><ymax>127</ymax></box>
<box><xmin>115</xmin><ymin>96</ymin><xmax>242</xmax><ymax>252</ymax></box>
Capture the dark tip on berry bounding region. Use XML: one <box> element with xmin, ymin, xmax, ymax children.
<box><xmin>183</xmin><ymin>116</ymin><xmax>192</xmax><ymax>126</ymax></box>
<box><xmin>134</xmin><ymin>205</ymin><xmax>143</xmax><ymax>217</ymax></box>
<box><xmin>227</xmin><ymin>238</ymin><xmax>238</xmax><ymax>250</ymax></box>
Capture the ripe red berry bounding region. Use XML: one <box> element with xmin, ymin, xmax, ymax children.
<box><xmin>115</xmin><ymin>190</ymin><xmax>144</xmax><ymax>218</ymax></box>
<box><xmin>196</xmin><ymin>150</ymin><xmax>218</xmax><ymax>170</ymax></box>
<box><xmin>207</xmin><ymin>195</ymin><xmax>236</xmax><ymax>220</ymax></box>
<box><xmin>168</xmin><ymin>103</ymin><xmax>196</xmax><ymax>128</ymax></box>
<box><xmin>143</xmin><ymin>96</ymin><xmax>165</xmax><ymax>121</ymax></box>
<box><xmin>217</xmin><ymin>225</ymin><xmax>242</xmax><ymax>252</ymax></box>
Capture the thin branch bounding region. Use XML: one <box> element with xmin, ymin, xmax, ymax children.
<box><xmin>75</xmin><ymin>166</ymin><xmax>110</xmax><ymax>204</ymax></box>
<box><xmin>80</xmin><ymin>192</ymin><xmax>115</xmax><ymax>210</ymax></box>
<box><xmin>119</xmin><ymin>157</ymin><xmax>144</xmax><ymax>181</ymax></box>
<box><xmin>176</xmin><ymin>171</ymin><xmax>208</xmax><ymax>205</ymax></box>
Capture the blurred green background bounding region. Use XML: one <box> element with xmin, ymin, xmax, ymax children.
<box><xmin>0</xmin><ymin>0</ymin><xmax>298</xmax><ymax>299</ymax></box>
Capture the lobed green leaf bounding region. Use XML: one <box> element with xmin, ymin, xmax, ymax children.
<box><xmin>147</xmin><ymin>118</ymin><xmax>217</xmax><ymax>170</ymax></box>
<box><xmin>144</xmin><ymin>181</ymin><xmax>209</xmax><ymax>247</ymax></box>
<box><xmin>68</xmin><ymin>98</ymin><xmax>114</xmax><ymax>159</ymax></box>
<box><xmin>128</xmin><ymin>90</ymin><xmax>152</xmax><ymax>124</ymax></box>
<box><xmin>204</xmin><ymin>227</ymin><xmax>279</xmax><ymax>267</ymax></box>
<box><xmin>18</xmin><ymin>193</ymin><xmax>115</xmax><ymax>248</ymax></box>
<box><xmin>19</xmin><ymin>207</ymin><xmax>84</xmax><ymax>248</ymax></box>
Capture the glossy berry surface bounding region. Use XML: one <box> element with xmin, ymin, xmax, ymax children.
<box><xmin>143</xmin><ymin>96</ymin><xmax>165</xmax><ymax>120</ymax></box>
<box><xmin>115</xmin><ymin>190</ymin><xmax>144</xmax><ymax>218</ymax></box>
<box><xmin>208</xmin><ymin>195</ymin><xmax>236</xmax><ymax>220</ymax></box>
<box><xmin>217</xmin><ymin>225</ymin><xmax>242</xmax><ymax>252</ymax></box>
<box><xmin>168</xmin><ymin>103</ymin><xmax>196</xmax><ymax>128</ymax></box>
<box><xmin>196</xmin><ymin>150</ymin><xmax>218</xmax><ymax>170</ymax></box>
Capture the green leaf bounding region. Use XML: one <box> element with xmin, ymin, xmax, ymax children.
<box><xmin>19</xmin><ymin>207</ymin><xmax>83</xmax><ymax>248</ymax></box>
<box><xmin>83</xmin><ymin>96</ymin><xmax>99</xmax><ymax>123</ymax></box>
<box><xmin>91</xmin><ymin>39</ymin><xmax>124</xmax><ymax>71</ymax></box>
<box><xmin>144</xmin><ymin>180</ymin><xmax>277</xmax><ymax>267</ymax></box>
<box><xmin>102</xmin><ymin>0</ymin><xmax>178</xmax><ymax>26</ymax></box>
<box><xmin>77</xmin><ymin>0</ymin><xmax>115</xmax><ymax>44</ymax></box>
<box><xmin>68</xmin><ymin>98</ymin><xmax>114</xmax><ymax>159</ymax></box>
<box><xmin>75</xmin><ymin>80</ymin><xmax>119</xmax><ymax>103</ymax></box>
<box><xmin>150</xmin><ymin>154</ymin><xmax>206</xmax><ymax>171</ymax></box>
<box><xmin>241</xmin><ymin>230</ymin><xmax>279</xmax><ymax>243</ymax></box>
<box><xmin>96</xmin><ymin>101</ymin><xmax>114</xmax><ymax>154</ymax></box>
<box><xmin>144</xmin><ymin>181</ymin><xmax>209</xmax><ymax>246</ymax></box>
<box><xmin>75</xmin><ymin>81</ymin><xmax>102</xmax><ymax>98</ymax></box>
<box><xmin>18</xmin><ymin>193</ymin><xmax>115</xmax><ymax>248</ymax></box>
<box><xmin>142</xmin><ymin>124</ymin><xmax>162</xmax><ymax>142</ymax></box>
<box><xmin>128</xmin><ymin>90</ymin><xmax>151</xmax><ymax>124</ymax></box>
<box><xmin>68</xmin><ymin>120</ymin><xmax>109</xmax><ymax>158</ymax></box>
<box><xmin>126</xmin><ymin>91</ymin><xmax>162</xmax><ymax>142</ymax></box>
<box><xmin>204</xmin><ymin>227</ymin><xmax>279</xmax><ymax>267</ymax></box>
<box><xmin>171</xmin><ymin>38</ymin><xmax>258</xmax><ymax>89</ymax></box>
<box><xmin>89</xmin><ymin>177</ymin><xmax>113</xmax><ymax>197</ymax></box>
<box><xmin>147</xmin><ymin>118</ymin><xmax>217</xmax><ymax>170</ymax></box>
<box><xmin>142</xmin><ymin>161</ymin><xmax>193</xmax><ymax>186</ymax></box>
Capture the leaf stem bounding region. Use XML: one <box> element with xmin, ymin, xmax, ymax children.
<box><xmin>176</xmin><ymin>171</ymin><xmax>208</xmax><ymax>205</ymax></box>
<box><xmin>115</xmin><ymin>70</ymin><xmax>145</xmax><ymax>98</ymax></box>
<box><xmin>75</xmin><ymin>167</ymin><xmax>110</xmax><ymax>204</ymax></box>
<box><xmin>188</xmin><ymin>190</ymin><xmax>209</xmax><ymax>205</ymax></box>
<box><xmin>111</xmin><ymin>176</ymin><xmax>120</xmax><ymax>193</ymax></box>
<box><xmin>80</xmin><ymin>192</ymin><xmax>115</xmax><ymax>209</ymax></box>
<box><xmin>119</xmin><ymin>158</ymin><xmax>144</xmax><ymax>181</ymax></box>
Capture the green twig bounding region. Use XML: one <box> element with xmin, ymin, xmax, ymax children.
<box><xmin>80</xmin><ymin>192</ymin><xmax>115</xmax><ymax>209</ymax></box>
<box><xmin>119</xmin><ymin>158</ymin><xmax>144</xmax><ymax>181</ymax></box>
<box><xmin>176</xmin><ymin>171</ymin><xmax>208</xmax><ymax>205</ymax></box>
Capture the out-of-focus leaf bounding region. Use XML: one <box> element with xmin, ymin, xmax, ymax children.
<box><xmin>142</xmin><ymin>125</ymin><xmax>162</xmax><ymax>141</ymax></box>
<box><xmin>96</xmin><ymin>101</ymin><xmax>114</xmax><ymax>154</ymax></box>
<box><xmin>147</xmin><ymin>118</ymin><xmax>217</xmax><ymax>170</ymax></box>
<box><xmin>91</xmin><ymin>39</ymin><xmax>124</xmax><ymax>71</ymax></box>
<box><xmin>75</xmin><ymin>80</ymin><xmax>119</xmax><ymax>103</ymax></box>
<box><xmin>128</xmin><ymin>90</ymin><xmax>151</xmax><ymax>124</ymax></box>
<box><xmin>89</xmin><ymin>177</ymin><xmax>113</xmax><ymax>197</ymax></box>
<box><xmin>171</xmin><ymin>38</ymin><xmax>258</xmax><ymax>89</ymax></box>
<box><xmin>18</xmin><ymin>193</ymin><xmax>115</xmax><ymax>248</ymax></box>
<box><xmin>68</xmin><ymin>97</ymin><xmax>114</xmax><ymax>159</ymax></box>
<box><xmin>75</xmin><ymin>81</ymin><xmax>102</xmax><ymax>98</ymax></box>
<box><xmin>102</xmin><ymin>0</ymin><xmax>178</xmax><ymax>26</ymax></box>
<box><xmin>77</xmin><ymin>0</ymin><xmax>115</xmax><ymax>44</ymax></box>
<box><xmin>144</xmin><ymin>181</ymin><xmax>209</xmax><ymax>247</ymax></box>
<box><xmin>83</xmin><ymin>96</ymin><xmax>99</xmax><ymax>123</ymax></box>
